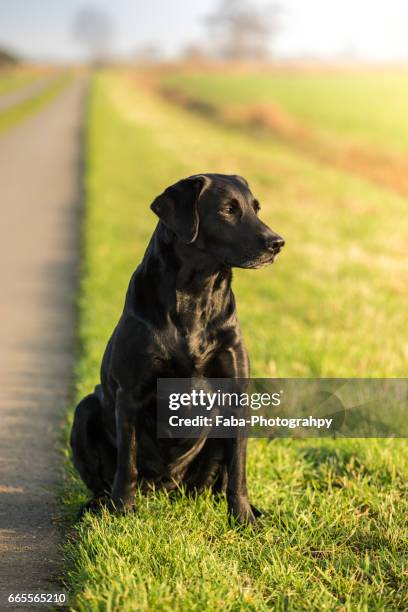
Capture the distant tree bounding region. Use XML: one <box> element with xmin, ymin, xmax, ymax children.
<box><xmin>73</xmin><ymin>6</ymin><xmax>115</xmax><ymax>63</ymax></box>
<box><xmin>205</xmin><ymin>0</ymin><xmax>281</xmax><ymax>61</ymax></box>
<box><xmin>0</xmin><ymin>48</ymin><xmax>20</xmax><ymax>66</ymax></box>
<box><xmin>182</xmin><ymin>43</ymin><xmax>209</xmax><ymax>63</ymax></box>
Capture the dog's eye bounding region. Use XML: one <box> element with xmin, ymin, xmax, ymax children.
<box><xmin>224</xmin><ymin>200</ymin><xmax>239</xmax><ymax>215</ymax></box>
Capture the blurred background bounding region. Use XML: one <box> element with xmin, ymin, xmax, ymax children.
<box><xmin>2</xmin><ymin>0</ymin><xmax>408</xmax><ymax>64</ymax></box>
<box><xmin>0</xmin><ymin>0</ymin><xmax>407</xmax><ymax>379</ymax></box>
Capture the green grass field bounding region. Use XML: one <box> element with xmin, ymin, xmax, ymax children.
<box><xmin>162</xmin><ymin>69</ymin><xmax>408</xmax><ymax>153</ymax></box>
<box><xmin>0</xmin><ymin>72</ymin><xmax>71</xmax><ymax>134</ymax></box>
<box><xmin>61</xmin><ymin>71</ymin><xmax>408</xmax><ymax>610</ymax></box>
<box><xmin>0</xmin><ymin>68</ymin><xmax>42</xmax><ymax>96</ymax></box>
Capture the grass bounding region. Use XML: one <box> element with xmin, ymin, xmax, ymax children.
<box><xmin>60</xmin><ymin>71</ymin><xmax>408</xmax><ymax>610</ymax></box>
<box><xmin>0</xmin><ymin>67</ymin><xmax>43</xmax><ymax>96</ymax></box>
<box><xmin>0</xmin><ymin>73</ymin><xmax>71</xmax><ymax>134</ymax></box>
<box><xmin>162</xmin><ymin>69</ymin><xmax>408</xmax><ymax>152</ymax></box>
<box><xmin>160</xmin><ymin>68</ymin><xmax>408</xmax><ymax>196</ymax></box>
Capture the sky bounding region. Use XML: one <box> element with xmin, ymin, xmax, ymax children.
<box><xmin>1</xmin><ymin>0</ymin><xmax>408</xmax><ymax>63</ymax></box>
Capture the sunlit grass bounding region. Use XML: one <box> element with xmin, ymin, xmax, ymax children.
<box><xmin>61</xmin><ymin>72</ymin><xmax>408</xmax><ymax>610</ymax></box>
<box><xmin>162</xmin><ymin>70</ymin><xmax>408</xmax><ymax>152</ymax></box>
<box><xmin>0</xmin><ymin>73</ymin><xmax>71</xmax><ymax>134</ymax></box>
<box><xmin>0</xmin><ymin>68</ymin><xmax>42</xmax><ymax>96</ymax></box>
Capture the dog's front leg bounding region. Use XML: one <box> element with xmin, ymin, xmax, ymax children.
<box><xmin>110</xmin><ymin>388</ymin><xmax>138</xmax><ymax>513</ymax></box>
<box><xmin>226</xmin><ymin>436</ymin><xmax>258</xmax><ymax>525</ymax></box>
<box><xmin>206</xmin><ymin>345</ymin><xmax>258</xmax><ymax>524</ymax></box>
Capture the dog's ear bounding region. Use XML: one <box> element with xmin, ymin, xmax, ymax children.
<box><xmin>150</xmin><ymin>175</ymin><xmax>210</xmax><ymax>244</ymax></box>
<box><xmin>233</xmin><ymin>174</ymin><xmax>249</xmax><ymax>187</ymax></box>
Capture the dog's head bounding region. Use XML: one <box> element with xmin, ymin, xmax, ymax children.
<box><xmin>151</xmin><ymin>173</ymin><xmax>284</xmax><ymax>269</ymax></box>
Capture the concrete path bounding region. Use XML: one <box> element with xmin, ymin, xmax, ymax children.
<box><xmin>0</xmin><ymin>74</ymin><xmax>60</xmax><ymax>112</ymax></box>
<box><xmin>0</xmin><ymin>77</ymin><xmax>87</xmax><ymax>607</ymax></box>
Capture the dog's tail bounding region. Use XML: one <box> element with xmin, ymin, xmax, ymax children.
<box><xmin>70</xmin><ymin>386</ymin><xmax>111</xmax><ymax>497</ymax></box>
<box><xmin>70</xmin><ymin>389</ymin><xmax>103</xmax><ymax>458</ymax></box>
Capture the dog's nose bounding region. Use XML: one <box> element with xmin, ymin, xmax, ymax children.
<box><xmin>265</xmin><ymin>235</ymin><xmax>285</xmax><ymax>252</ymax></box>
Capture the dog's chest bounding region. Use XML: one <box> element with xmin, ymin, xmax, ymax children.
<box><xmin>173</xmin><ymin>289</ymin><xmax>222</xmax><ymax>365</ymax></box>
<box><xmin>174</xmin><ymin>326</ymin><xmax>217</xmax><ymax>373</ymax></box>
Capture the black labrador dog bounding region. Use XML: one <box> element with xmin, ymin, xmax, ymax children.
<box><xmin>70</xmin><ymin>173</ymin><xmax>284</xmax><ymax>524</ymax></box>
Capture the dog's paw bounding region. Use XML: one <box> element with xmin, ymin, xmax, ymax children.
<box><xmin>105</xmin><ymin>497</ymin><xmax>136</xmax><ymax>515</ymax></box>
<box><xmin>78</xmin><ymin>496</ymin><xmax>108</xmax><ymax>518</ymax></box>
<box><xmin>228</xmin><ymin>499</ymin><xmax>260</xmax><ymax>527</ymax></box>
<box><xmin>250</xmin><ymin>504</ymin><xmax>263</xmax><ymax>519</ymax></box>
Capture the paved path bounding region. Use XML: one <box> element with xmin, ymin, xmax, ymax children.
<box><xmin>0</xmin><ymin>74</ymin><xmax>60</xmax><ymax>112</ymax></box>
<box><xmin>0</xmin><ymin>77</ymin><xmax>87</xmax><ymax>607</ymax></box>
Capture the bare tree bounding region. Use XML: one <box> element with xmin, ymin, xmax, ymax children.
<box><xmin>73</xmin><ymin>6</ymin><xmax>115</xmax><ymax>63</ymax></box>
<box><xmin>182</xmin><ymin>43</ymin><xmax>209</xmax><ymax>62</ymax></box>
<box><xmin>205</xmin><ymin>0</ymin><xmax>281</xmax><ymax>61</ymax></box>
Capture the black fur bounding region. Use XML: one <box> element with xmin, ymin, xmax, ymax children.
<box><xmin>70</xmin><ymin>173</ymin><xmax>284</xmax><ymax>524</ymax></box>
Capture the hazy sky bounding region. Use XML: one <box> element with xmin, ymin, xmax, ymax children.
<box><xmin>1</xmin><ymin>0</ymin><xmax>408</xmax><ymax>62</ymax></box>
